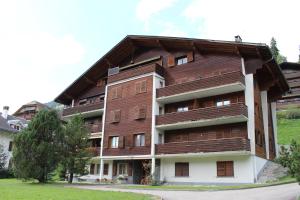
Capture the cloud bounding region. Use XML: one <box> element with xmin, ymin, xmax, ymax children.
<box><xmin>0</xmin><ymin>1</ymin><xmax>85</xmax><ymax>113</ymax></box>
<box><xmin>182</xmin><ymin>0</ymin><xmax>300</xmax><ymax>61</ymax></box>
<box><xmin>136</xmin><ymin>0</ymin><xmax>177</xmax><ymax>29</ymax></box>
<box><xmin>159</xmin><ymin>22</ymin><xmax>187</xmax><ymax>37</ymax></box>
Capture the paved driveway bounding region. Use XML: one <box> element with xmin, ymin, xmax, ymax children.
<box><xmin>70</xmin><ymin>183</ymin><xmax>300</xmax><ymax>200</ymax></box>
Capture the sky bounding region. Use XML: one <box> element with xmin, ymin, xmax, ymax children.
<box><xmin>0</xmin><ymin>0</ymin><xmax>299</xmax><ymax>113</ymax></box>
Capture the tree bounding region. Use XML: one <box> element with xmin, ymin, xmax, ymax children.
<box><xmin>62</xmin><ymin>115</ymin><xmax>91</xmax><ymax>184</ymax></box>
<box><xmin>277</xmin><ymin>140</ymin><xmax>300</xmax><ymax>183</ymax></box>
<box><xmin>13</xmin><ymin>110</ymin><xmax>63</xmax><ymax>183</ymax></box>
<box><xmin>270</xmin><ymin>37</ymin><xmax>287</xmax><ymax>64</ymax></box>
<box><xmin>0</xmin><ymin>144</ymin><xmax>7</xmax><ymax>170</ymax></box>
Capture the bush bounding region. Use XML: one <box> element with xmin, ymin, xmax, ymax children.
<box><xmin>287</xmin><ymin>110</ymin><xmax>300</xmax><ymax>119</ymax></box>
<box><xmin>0</xmin><ymin>169</ymin><xmax>14</xmax><ymax>179</ymax></box>
<box><xmin>276</xmin><ymin>140</ymin><xmax>300</xmax><ymax>183</ymax></box>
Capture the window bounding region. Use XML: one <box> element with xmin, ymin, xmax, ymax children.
<box><xmin>134</xmin><ymin>134</ymin><xmax>145</xmax><ymax>147</ymax></box>
<box><xmin>135</xmin><ymin>106</ymin><xmax>146</xmax><ymax>119</ymax></box>
<box><xmin>216</xmin><ymin>100</ymin><xmax>231</xmax><ymax>107</ymax></box>
<box><xmin>118</xmin><ymin>163</ymin><xmax>128</xmax><ymax>175</ymax></box>
<box><xmin>111</xmin><ymin>86</ymin><xmax>122</xmax><ymax>99</ymax></box>
<box><xmin>90</xmin><ymin>164</ymin><xmax>95</xmax><ymax>174</ymax></box>
<box><xmin>158</xmin><ymin>133</ymin><xmax>164</xmax><ymax>144</ymax></box>
<box><xmin>110</xmin><ymin>136</ymin><xmax>119</xmax><ymax>148</ymax></box>
<box><xmin>103</xmin><ymin>163</ymin><xmax>109</xmax><ymax>175</ymax></box>
<box><xmin>175</xmin><ymin>162</ymin><xmax>189</xmax><ymax>177</ymax></box>
<box><xmin>176</xmin><ymin>56</ymin><xmax>188</xmax><ymax>65</ymax></box>
<box><xmin>8</xmin><ymin>141</ymin><xmax>13</xmax><ymax>152</ymax></box>
<box><xmin>111</xmin><ymin>110</ymin><xmax>121</xmax><ymax>123</ymax></box>
<box><xmin>217</xmin><ymin>161</ymin><xmax>234</xmax><ymax>177</ymax></box>
<box><xmin>135</xmin><ymin>80</ymin><xmax>147</xmax><ymax>94</ymax></box>
<box><xmin>79</xmin><ymin>99</ymin><xmax>87</xmax><ymax>105</ymax></box>
<box><xmin>177</xmin><ymin>106</ymin><xmax>189</xmax><ymax>112</ymax></box>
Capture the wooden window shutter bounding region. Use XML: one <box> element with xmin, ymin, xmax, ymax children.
<box><xmin>117</xmin><ymin>86</ymin><xmax>122</xmax><ymax>98</ymax></box>
<box><xmin>187</xmin><ymin>51</ymin><xmax>194</xmax><ymax>62</ymax></box>
<box><xmin>119</xmin><ymin>136</ymin><xmax>124</xmax><ymax>148</ymax></box>
<box><xmin>217</xmin><ymin>161</ymin><xmax>226</xmax><ymax>177</ymax></box>
<box><xmin>135</xmin><ymin>82</ymin><xmax>141</xmax><ymax>94</ymax></box>
<box><xmin>90</xmin><ymin>164</ymin><xmax>95</xmax><ymax>175</ymax></box>
<box><xmin>128</xmin><ymin>162</ymin><xmax>133</xmax><ymax>176</ymax></box>
<box><xmin>111</xmin><ymin>88</ymin><xmax>117</xmax><ymax>99</ymax></box>
<box><xmin>138</xmin><ymin>106</ymin><xmax>146</xmax><ymax>119</ymax></box>
<box><xmin>175</xmin><ymin>163</ymin><xmax>181</xmax><ymax>177</ymax></box>
<box><xmin>226</xmin><ymin>161</ymin><xmax>234</xmax><ymax>176</ymax></box>
<box><xmin>167</xmin><ymin>55</ymin><xmax>175</xmax><ymax>67</ymax></box>
<box><xmin>175</xmin><ymin>163</ymin><xmax>189</xmax><ymax>177</ymax></box>
<box><xmin>115</xmin><ymin>110</ymin><xmax>121</xmax><ymax>122</ymax></box>
<box><xmin>113</xmin><ymin>162</ymin><xmax>117</xmax><ymax>176</ymax></box>
<box><xmin>140</xmin><ymin>81</ymin><xmax>147</xmax><ymax>93</ymax></box>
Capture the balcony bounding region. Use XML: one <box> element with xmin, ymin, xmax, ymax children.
<box><xmin>156</xmin><ymin>103</ymin><xmax>248</xmax><ymax>130</ymax></box>
<box><xmin>108</xmin><ymin>63</ymin><xmax>164</xmax><ymax>84</ymax></box>
<box><xmin>62</xmin><ymin>101</ymin><xmax>104</xmax><ymax>118</ymax></box>
<box><xmin>87</xmin><ymin>147</ymin><xmax>100</xmax><ymax>157</ymax></box>
<box><xmin>157</xmin><ymin>71</ymin><xmax>245</xmax><ymax>104</ymax></box>
<box><xmin>86</xmin><ymin>123</ymin><xmax>102</xmax><ymax>138</ymax></box>
<box><xmin>156</xmin><ymin>137</ymin><xmax>250</xmax><ymax>155</ymax></box>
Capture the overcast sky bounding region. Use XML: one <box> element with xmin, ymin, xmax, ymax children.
<box><xmin>0</xmin><ymin>0</ymin><xmax>299</xmax><ymax>113</ymax></box>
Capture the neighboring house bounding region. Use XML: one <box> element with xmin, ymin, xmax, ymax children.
<box><xmin>277</xmin><ymin>62</ymin><xmax>300</xmax><ymax>109</ymax></box>
<box><xmin>0</xmin><ymin>106</ymin><xmax>25</xmax><ymax>169</ymax></box>
<box><xmin>55</xmin><ymin>35</ymin><xmax>289</xmax><ymax>184</ymax></box>
<box><xmin>13</xmin><ymin>101</ymin><xmax>49</xmax><ymax>121</ymax></box>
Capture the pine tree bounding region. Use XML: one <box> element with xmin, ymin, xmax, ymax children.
<box><xmin>270</xmin><ymin>37</ymin><xmax>287</xmax><ymax>64</ymax></box>
<box><xmin>13</xmin><ymin>110</ymin><xmax>63</xmax><ymax>183</ymax></box>
<box><xmin>62</xmin><ymin>115</ymin><xmax>91</xmax><ymax>184</ymax></box>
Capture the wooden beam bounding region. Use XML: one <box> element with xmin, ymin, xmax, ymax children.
<box><xmin>63</xmin><ymin>93</ymin><xmax>73</xmax><ymax>99</ymax></box>
<box><xmin>156</xmin><ymin>39</ymin><xmax>169</xmax><ymax>51</ymax></box>
<box><xmin>104</xmin><ymin>58</ymin><xmax>113</xmax><ymax>67</ymax></box>
<box><xmin>83</xmin><ymin>75</ymin><xmax>96</xmax><ymax>85</ymax></box>
<box><xmin>235</xmin><ymin>46</ymin><xmax>241</xmax><ymax>57</ymax></box>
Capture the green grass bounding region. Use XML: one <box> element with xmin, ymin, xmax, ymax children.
<box><xmin>0</xmin><ymin>179</ymin><xmax>155</xmax><ymax>200</ymax></box>
<box><xmin>277</xmin><ymin>118</ymin><xmax>300</xmax><ymax>145</ymax></box>
<box><xmin>118</xmin><ymin>176</ymin><xmax>296</xmax><ymax>191</ymax></box>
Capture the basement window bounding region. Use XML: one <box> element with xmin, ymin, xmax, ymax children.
<box><xmin>176</xmin><ymin>56</ymin><xmax>188</xmax><ymax>65</ymax></box>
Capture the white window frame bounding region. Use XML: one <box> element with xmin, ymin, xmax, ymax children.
<box><xmin>177</xmin><ymin>56</ymin><xmax>188</xmax><ymax>65</ymax></box>
<box><xmin>110</xmin><ymin>136</ymin><xmax>119</xmax><ymax>148</ymax></box>
<box><xmin>177</xmin><ymin>106</ymin><xmax>189</xmax><ymax>112</ymax></box>
<box><xmin>216</xmin><ymin>100</ymin><xmax>231</xmax><ymax>107</ymax></box>
<box><xmin>135</xmin><ymin>134</ymin><xmax>145</xmax><ymax>147</ymax></box>
<box><xmin>118</xmin><ymin>163</ymin><xmax>128</xmax><ymax>176</ymax></box>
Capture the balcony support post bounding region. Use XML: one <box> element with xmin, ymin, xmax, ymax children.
<box><xmin>99</xmin><ymin>158</ymin><xmax>104</xmax><ymax>181</ymax></box>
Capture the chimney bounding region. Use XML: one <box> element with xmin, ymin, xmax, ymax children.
<box><xmin>2</xmin><ymin>106</ymin><xmax>9</xmax><ymax>119</ymax></box>
<box><xmin>234</xmin><ymin>35</ymin><xmax>242</xmax><ymax>43</ymax></box>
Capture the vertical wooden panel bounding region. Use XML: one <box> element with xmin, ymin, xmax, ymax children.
<box><xmin>187</xmin><ymin>51</ymin><xmax>194</xmax><ymax>62</ymax></box>
<box><xmin>167</xmin><ymin>55</ymin><xmax>175</xmax><ymax>67</ymax></box>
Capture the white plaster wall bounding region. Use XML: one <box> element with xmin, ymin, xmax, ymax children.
<box><xmin>0</xmin><ymin>132</ymin><xmax>13</xmax><ymax>168</ymax></box>
<box><xmin>161</xmin><ymin>155</ymin><xmax>254</xmax><ymax>184</ymax></box>
<box><xmin>255</xmin><ymin>156</ymin><xmax>267</xmax><ymax>177</ymax></box>
<box><xmin>261</xmin><ymin>91</ymin><xmax>270</xmax><ymax>159</ymax></box>
<box><xmin>271</xmin><ymin>102</ymin><xmax>279</xmax><ymax>157</ymax></box>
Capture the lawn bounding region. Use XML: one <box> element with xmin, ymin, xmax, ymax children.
<box><xmin>277</xmin><ymin>118</ymin><xmax>300</xmax><ymax>145</ymax></box>
<box><xmin>0</xmin><ymin>179</ymin><xmax>155</xmax><ymax>200</ymax></box>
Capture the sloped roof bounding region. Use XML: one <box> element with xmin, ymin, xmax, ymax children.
<box><xmin>54</xmin><ymin>35</ymin><xmax>289</xmax><ymax>104</ymax></box>
<box><xmin>13</xmin><ymin>100</ymin><xmax>49</xmax><ymax>116</ymax></box>
<box><xmin>0</xmin><ymin>116</ymin><xmax>17</xmax><ymax>133</ymax></box>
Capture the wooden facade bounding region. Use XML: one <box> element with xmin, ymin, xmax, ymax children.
<box><xmin>55</xmin><ymin>35</ymin><xmax>289</xmax><ymax>183</ymax></box>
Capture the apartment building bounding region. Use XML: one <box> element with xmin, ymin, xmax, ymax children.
<box><xmin>55</xmin><ymin>35</ymin><xmax>288</xmax><ymax>184</ymax></box>
<box><xmin>277</xmin><ymin>62</ymin><xmax>300</xmax><ymax>109</ymax></box>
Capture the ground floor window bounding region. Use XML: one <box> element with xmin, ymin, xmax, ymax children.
<box><xmin>118</xmin><ymin>163</ymin><xmax>128</xmax><ymax>175</ymax></box>
<box><xmin>217</xmin><ymin>161</ymin><xmax>234</xmax><ymax>177</ymax></box>
<box><xmin>175</xmin><ymin>162</ymin><xmax>189</xmax><ymax>177</ymax></box>
<box><xmin>90</xmin><ymin>164</ymin><xmax>95</xmax><ymax>174</ymax></box>
<box><xmin>103</xmin><ymin>163</ymin><xmax>109</xmax><ymax>175</ymax></box>
<box><xmin>96</xmin><ymin>164</ymin><xmax>100</xmax><ymax>174</ymax></box>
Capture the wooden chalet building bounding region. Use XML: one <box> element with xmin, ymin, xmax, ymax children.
<box><xmin>277</xmin><ymin>62</ymin><xmax>300</xmax><ymax>109</ymax></box>
<box><xmin>55</xmin><ymin>35</ymin><xmax>288</xmax><ymax>184</ymax></box>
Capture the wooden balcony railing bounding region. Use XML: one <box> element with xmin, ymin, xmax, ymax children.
<box><xmin>87</xmin><ymin>147</ymin><xmax>100</xmax><ymax>157</ymax></box>
<box><xmin>157</xmin><ymin>71</ymin><xmax>244</xmax><ymax>98</ymax></box>
<box><xmin>156</xmin><ymin>137</ymin><xmax>250</xmax><ymax>155</ymax></box>
<box><xmin>156</xmin><ymin>103</ymin><xmax>248</xmax><ymax>126</ymax></box>
<box><xmin>62</xmin><ymin>101</ymin><xmax>104</xmax><ymax>116</ymax></box>
<box><xmin>108</xmin><ymin>63</ymin><xmax>164</xmax><ymax>84</ymax></box>
<box><xmin>86</xmin><ymin>123</ymin><xmax>102</xmax><ymax>133</ymax></box>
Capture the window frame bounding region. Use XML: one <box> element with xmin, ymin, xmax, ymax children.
<box><xmin>217</xmin><ymin>161</ymin><xmax>234</xmax><ymax>177</ymax></box>
<box><xmin>118</xmin><ymin>163</ymin><xmax>128</xmax><ymax>176</ymax></box>
<box><xmin>134</xmin><ymin>133</ymin><xmax>145</xmax><ymax>147</ymax></box>
<box><xmin>175</xmin><ymin>162</ymin><xmax>189</xmax><ymax>177</ymax></box>
<box><xmin>110</xmin><ymin>136</ymin><xmax>119</xmax><ymax>148</ymax></box>
<box><xmin>177</xmin><ymin>106</ymin><xmax>189</xmax><ymax>112</ymax></box>
<box><xmin>216</xmin><ymin>100</ymin><xmax>231</xmax><ymax>107</ymax></box>
<box><xmin>176</xmin><ymin>56</ymin><xmax>188</xmax><ymax>65</ymax></box>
